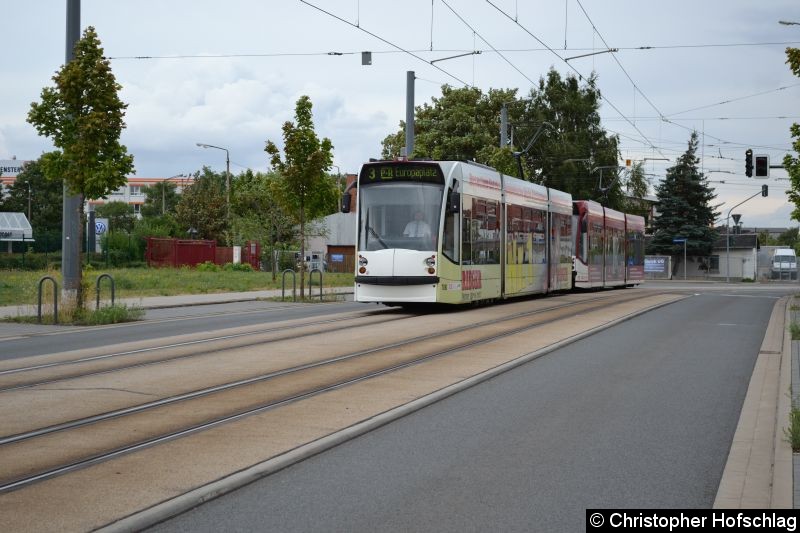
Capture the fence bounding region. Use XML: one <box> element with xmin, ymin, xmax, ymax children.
<box><xmin>146</xmin><ymin>238</ymin><xmax>216</xmax><ymax>268</ymax></box>
<box><xmin>146</xmin><ymin>238</ymin><xmax>262</xmax><ymax>269</ymax></box>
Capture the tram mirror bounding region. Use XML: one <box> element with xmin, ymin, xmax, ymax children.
<box><xmin>341</xmin><ymin>193</ymin><xmax>352</xmax><ymax>213</ymax></box>
<box><xmin>446</xmin><ymin>191</ymin><xmax>460</xmax><ymax>214</ymax></box>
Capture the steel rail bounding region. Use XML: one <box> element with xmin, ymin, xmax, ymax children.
<box><xmin>0</xmin><ymin>291</ymin><xmax>662</xmax><ymax>493</ymax></box>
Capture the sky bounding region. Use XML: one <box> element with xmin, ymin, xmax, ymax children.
<box><xmin>1</xmin><ymin>0</ymin><xmax>799</xmax><ymax>228</ymax></box>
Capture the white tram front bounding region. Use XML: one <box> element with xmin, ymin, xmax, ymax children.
<box><xmin>345</xmin><ymin>160</ymin><xmax>579</xmax><ymax>305</ymax></box>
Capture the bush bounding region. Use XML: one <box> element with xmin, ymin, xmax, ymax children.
<box><xmin>222</xmin><ymin>262</ymin><xmax>254</xmax><ymax>272</ymax></box>
<box><xmin>101</xmin><ymin>232</ymin><xmax>141</xmax><ymax>266</ymax></box>
<box><xmin>0</xmin><ymin>252</ymin><xmax>56</xmax><ymax>271</ymax></box>
<box><xmin>195</xmin><ymin>261</ymin><xmax>221</xmax><ymax>272</ymax></box>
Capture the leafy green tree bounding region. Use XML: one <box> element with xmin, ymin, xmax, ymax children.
<box><xmin>380</xmin><ymin>71</ymin><xmax>622</xmax><ymax>208</ymax></box>
<box><xmin>141</xmin><ymin>181</ymin><xmax>180</xmax><ymax>218</ymax></box>
<box><xmin>647</xmin><ymin>132</ymin><xmax>718</xmax><ymax>271</ymax></box>
<box><xmin>265</xmin><ymin>95</ymin><xmax>336</xmax><ymax>298</ymax></box>
<box><xmin>622</xmin><ymin>161</ymin><xmax>650</xmax><ymax>220</ymax></box>
<box><xmin>174</xmin><ymin>167</ymin><xmax>228</xmax><ymax>243</ymax></box>
<box><xmin>522</xmin><ymin>70</ymin><xmax>621</xmax><ymax>207</ymax></box>
<box><xmin>784</xmin><ymin>47</ymin><xmax>800</xmax><ymax>221</ymax></box>
<box><xmin>776</xmin><ymin>227</ymin><xmax>799</xmax><ymax>249</ymax></box>
<box><xmin>0</xmin><ymin>157</ymin><xmax>63</xmax><ymax>233</ymax></box>
<box><xmin>382</xmin><ymin>86</ymin><xmax>518</xmax><ymax>172</ymax></box>
<box><xmin>230</xmin><ymin>169</ymin><xmax>295</xmax><ymax>279</ymax></box>
<box><xmin>27</xmin><ymin>26</ymin><xmax>134</xmax><ymax>306</ymax></box>
<box><xmin>94</xmin><ymin>201</ymin><xmax>136</xmax><ymax>233</ymax></box>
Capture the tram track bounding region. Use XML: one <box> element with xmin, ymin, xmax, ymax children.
<box><xmin>0</xmin><ymin>309</ymin><xmax>403</xmax><ymax>392</ymax></box>
<box><xmin>0</xmin><ymin>290</ymin><xmax>628</xmax><ymax>393</ymax></box>
<box><xmin>0</xmin><ymin>290</ymin><xmax>670</xmax><ymax>495</ymax></box>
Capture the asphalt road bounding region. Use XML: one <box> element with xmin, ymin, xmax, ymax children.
<box><xmin>149</xmin><ymin>290</ymin><xmax>788</xmax><ymax>532</ymax></box>
<box><xmin>0</xmin><ymin>300</ymin><xmax>377</xmax><ymax>361</ymax></box>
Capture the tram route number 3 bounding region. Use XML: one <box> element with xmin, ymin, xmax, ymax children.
<box><xmin>462</xmin><ymin>270</ymin><xmax>482</xmax><ymax>290</ymax></box>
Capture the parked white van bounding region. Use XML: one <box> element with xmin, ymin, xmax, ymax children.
<box><xmin>771</xmin><ymin>248</ymin><xmax>797</xmax><ymax>280</ymax></box>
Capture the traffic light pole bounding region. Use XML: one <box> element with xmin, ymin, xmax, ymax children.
<box><xmin>725</xmin><ymin>189</ymin><xmax>765</xmax><ymax>282</ymax></box>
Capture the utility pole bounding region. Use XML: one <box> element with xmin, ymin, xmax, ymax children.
<box><xmin>405</xmin><ymin>71</ymin><xmax>415</xmax><ymax>158</ymax></box>
<box><xmin>500</xmin><ymin>104</ymin><xmax>508</xmax><ymax>148</ymax></box>
<box><xmin>62</xmin><ymin>0</ymin><xmax>82</xmax><ymax>305</ymax></box>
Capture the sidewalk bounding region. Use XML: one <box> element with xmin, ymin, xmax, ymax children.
<box><xmin>0</xmin><ymin>286</ymin><xmax>354</xmax><ymax>338</ymax></box>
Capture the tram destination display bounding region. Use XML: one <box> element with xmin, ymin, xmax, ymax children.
<box><xmin>359</xmin><ymin>162</ymin><xmax>444</xmax><ymax>184</ymax></box>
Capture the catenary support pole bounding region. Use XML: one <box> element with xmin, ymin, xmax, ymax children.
<box><xmin>62</xmin><ymin>0</ymin><xmax>82</xmax><ymax>306</ymax></box>
<box><xmin>405</xmin><ymin>71</ymin><xmax>415</xmax><ymax>158</ymax></box>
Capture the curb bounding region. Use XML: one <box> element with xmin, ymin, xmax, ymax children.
<box><xmin>99</xmin><ymin>296</ymin><xmax>682</xmax><ymax>532</ymax></box>
<box><xmin>713</xmin><ymin>295</ymin><xmax>793</xmax><ymax>508</ymax></box>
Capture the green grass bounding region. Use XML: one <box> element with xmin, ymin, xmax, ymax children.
<box><xmin>0</xmin><ymin>267</ymin><xmax>354</xmax><ymax>307</ymax></box>
<box><xmin>5</xmin><ymin>304</ymin><xmax>145</xmax><ymax>326</ymax></box>
<box><xmin>786</xmin><ymin>406</ymin><xmax>800</xmax><ymax>453</ymax></box>
<box><xmin>791</xmin><ymin>323</ymin><xmax>800</xmax><ymax>341</ymax></box>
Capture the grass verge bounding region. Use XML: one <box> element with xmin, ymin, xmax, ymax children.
<box><xmin>5</xmin><ymin>304</ymin><xmax>145</xmax><ymax>326</ymax></box>
<box><xmin>0</xmin><ymin>268</ymin><xmax>354</xmax><ymax>307</ymax></box>
<box><xmin>786</xmin><ymin>406</ymin><xmax>800</xmax><ymax>453</ymax></box>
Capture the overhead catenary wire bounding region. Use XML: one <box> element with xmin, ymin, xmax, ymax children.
<box><xmin>298</xmin><ymin>0</ymin><xmax>470</xmax><ymax>87</ymax></box>
<box><xmin>667</xmin><ymin>83</ymin><xmax>800</xmax><ymax>117</ymax></box>
<box><xmin>574</xmin><ymin>0</ymin><xmax>668</xmax><ymax>123</ymax></box>
<box><xmin>439</xmin><ymin>0</ymin><xmax>538</xmax><ymax>87</ymax></box>
<box><xmin>485</xmin><ymin>0</ymin><xmax>668</xmax><ymax>159</ymax></box>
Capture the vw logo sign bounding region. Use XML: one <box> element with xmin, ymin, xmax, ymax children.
<box><xmin>95</xmin><ymin>221</ymin><xmax>107</xmax><ymax>234</ymax></box>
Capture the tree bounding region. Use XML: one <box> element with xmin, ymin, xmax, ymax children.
<box><xmin>230</xmin><ymin>169</ymin><xmax>295</xmax><ymax>279</ymax></box>
<box><xmin>265</xmin><ymin>95</ymin><xmax>336</xmax><ymax>299</ymax></box>
<box><xmin>784</xmin><ymin>47</ymin><xmax>800</xmax><ymax>221</ymax></box>
<box><xmin>647</xmin><ymin>132</ymin><xmax>718</xmax><ymax>271</ymax></box>
<box><xmin>141</xmin><ymin>181</ymin><xmax>180</xmax><ymax>218</ymax></box>
<box><xmin>174</xmin><ymin>167</ymin><xmax>228</xmax><ymax>243</ymax></box>
<box><xmin>776</xmin><ymin>227</ymin><xmax>799</xmax><ymax>249</ymax></box>
<box><xmin>523</xmin><ymin>70</ymin><xmax>622</xmax><ymax>207</ymax></box>
<box><xmin>27</xmin><ymin>26</ymin><xmax>134</xmax><ymax>307</ymax></box>
<box><xmin>0</xmin><ymin>157</ymin><xmax>63</xmax><ymax>233</ymax></box>
<box><xmin>94</xmin><ymin>201</ymin><xmax>136</xmax><ymax>234</ymax></box>
<box><xmin>382</xmin><ymin>86</ymin><xmax>518</xmax><ymax>170</ymax></box>
<box><xmin>622</xmin><ymin>161</ymin><xmax>651</xmax><ymax>220</ymax></box>
<box><xmin>379</xmin><ymin>71</ymin><xmax>623</xmax><ymax>208</ymax></box>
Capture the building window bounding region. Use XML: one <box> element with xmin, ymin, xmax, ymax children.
<box><xmin>111</xmin><ymin>186</ymin><xmax>125</xmax><ymax>196</ymax></box>
<box><xmin>133</xmin><ymin>204</ymin><xmax>141</xmax><ymax>215</ymax></box>
<box><xmin>129</xmin><ymin>185</ymin><xmax>142</xmax><ymax>196</ymax></box>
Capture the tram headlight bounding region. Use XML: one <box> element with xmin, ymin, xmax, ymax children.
<box><xmin>358</xmin><ymin>255</ymin><xmax>368</xmax><ymax>267</ymax></box>
<box><xmin>425</xmin><ymin>255</ymin><xmax>436</xmax><ymax>275</ymax></box>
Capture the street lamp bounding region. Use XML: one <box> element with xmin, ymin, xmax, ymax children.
<box><xmin>331</xmin><ymin>164</ymin><xmax>342</xmax><ymax>193</ymax></box>
<box><xmin>196</xmin><ymin>143</ymin><xmax>231</xmax><ymax>221</ymax></box>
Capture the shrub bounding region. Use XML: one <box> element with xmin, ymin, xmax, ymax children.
<box><xmin>222</xmin><ymin>262</ymin><xmax>254</xmax><ymax>272</ymax></box>
<box><xmin>196</xmin><ymin>261</ymin><xmax>221</xmax><ymax>272</ymax></box>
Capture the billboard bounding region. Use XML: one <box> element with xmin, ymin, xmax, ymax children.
<box><xmin>0</xmin><ymin>160</ymin><xmax>29</xmax><ymax>177</ymax></box>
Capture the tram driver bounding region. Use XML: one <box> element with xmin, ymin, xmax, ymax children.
<box><xmin>403</xmin><ymin>211</ymin><xmax>432</xmax><ymax>238</ymax></box>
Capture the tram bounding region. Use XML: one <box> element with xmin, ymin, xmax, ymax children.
<box><xmin>342</xmin><ymin>159</ymin><xmax>644</xmax><ymax>305</ymax></box>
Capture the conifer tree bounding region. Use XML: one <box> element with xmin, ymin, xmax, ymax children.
<box><xmin>647</xmin><ymin>132</ymin><xmax>718</xmax><ymax>267</ymax></box>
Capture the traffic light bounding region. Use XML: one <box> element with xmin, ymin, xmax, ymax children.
<box><xmin>762</xmin><ymin>184</ymin><xmax>768</xmax><ymax>197</ymax></box>
<box><xmin>755</xmin><ymin>155</ymin><xmax>769</xmax><ymax>178</ymax></box>
<box><xmin>745</xmin><ymin>149</ymin><xmax>753</xmax><ymax>177</ymax></box>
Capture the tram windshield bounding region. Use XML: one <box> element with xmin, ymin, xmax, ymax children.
<box><xmin>359</xmin><ymin>182</ymin><xmax>443</xmax><ymax>251</ymax></box>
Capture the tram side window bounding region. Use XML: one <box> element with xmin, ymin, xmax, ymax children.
<box><xmin>589</xmin><ymin>222</ymin><xmax>604</xmax><ymax>267</ymax></box>
<box><xmin>626</xmin><ymin>230</ymin><xmax>644</xmax><ymax>266</ymax></box>
<box><xmin>554</xmin><ymin>213</ymin><xmax>572</xmax><ymax>263</ymax></box>
<box><xmin>462</xmin><ymin>197</ymin><xmax>500</xmax><ymax>265</ymax></box>
<box><xmin>443</xmin><ymin>209</ymin><xmax>460</xmax><ymax>264</ymax></box>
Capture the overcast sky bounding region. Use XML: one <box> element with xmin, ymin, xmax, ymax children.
<box><xmin>2</xmin><ymin>0</ymin><xmax>799</xmax><ymax>228</ymax></box>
